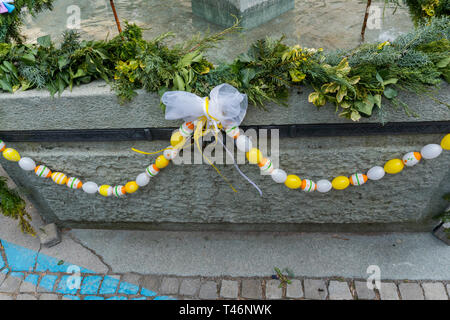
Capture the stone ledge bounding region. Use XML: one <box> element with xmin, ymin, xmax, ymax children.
<box><xmin>0</xmin><ymin>80</ymin><xmax>448</xmax><ymax>131</ymax></box>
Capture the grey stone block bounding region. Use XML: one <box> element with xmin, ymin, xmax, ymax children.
<box><xmin>16</xmin><ymin>294</ymin><xmax>37</xmax><ymax>300</ymax></box>
<box><xmin>20</xmin><ymin>281</ymin><xmax>37</xmax><ymax>293</ymax></box>
<box><xmin>286</xmin><ymin>279</ymin><xmax>303</xmax><ymax>299</ymax></box>
<box><xmin>199</xmin><ymin>281</ymin><xmax>218</xmax><ymax>299</ymax></box>
<box><xmin>121</xmin><ymin>273</ymin><xmax>141</xmax><ymax>286</ymax></box>
<box><xmin>38</xmin><ymin>223</ymin><xmax>61</xmax><ymax>248</ymax></box>
<box><xmin>220</xmin><ymin>280</ymin><xmax>239</xmax><ymax>299</ymax></box>
<box><xmin>1</xmin><ymin>82</ymin><xmax>449</xmax><ymax>233</ymax></box>
<box><xmin>422</xmin><ymin>282</ymin><xmax>448</xmax><ymax>300</ymax></box>
<box><xmin>354</xmin><ymin>281</ymin><xmax>376</xmax><ymax>300</ymax></box>
<box><xmin>265</xmin><ymin>280</ymin><xmax>282</xmax><ymax>299</ymax></box>
<box><xmin>140</xmin><ymin>275</ymin><xmax>161</xmax><ymax>292</ymax></box>
<box><xmin>0</xmin><ymin>293</ymin><xmax>13</xmax><ymax>300</ymax></box>
<box><xmin>192</xmin><ymin>0</ymin><xmax>295</xmax><ymax>30</ymax></box>
<box><xmin>328</xmin><ymin>281</ymin><xmax>353</xmax><ymax>300</ymax></box>
<box><xmin>179</xmin><ymin>279</ymin><xmax>201</xmax><ymax>296</ymax></box>
<box><xmin>303</xmin><ymin>279</ymin><xmax>327</xmax><ymax>300</ymax></box>
<box><xmin>160</xmin><ymin>277</ymin><xmax>179</xmax><ymax>295</ymax></box>
<box><xmin>0</xmin><ymin>276</ymin><xmax>22</xmax><ymax>293</ymax></box>
<box><xmin>433</xmin><ymin>219</ymin><xmax>450</xmax><ymax>245</ymax></box>
<box><xmin>398</xmin><ymin>283</ymin><xmax>424</xmax><ymax>300</ymax></box>
<box><xmin>379</xmin><ymin>282</ymin><xmax>399</xmax><ymax>300</ymax></box>
<box><xmin>39</xmin><ymin>293</ymin><xmax>59</xmax><ymax>300</ymax></box>
<box><xmin>241</xmin><ymin>279</ymin><xmax>262</xmax><ymax>299</ymax></box>
<box><xmin>0</xmin><ymin>273</ymin><xmax>6</xmax><ymax>287</ymax></box>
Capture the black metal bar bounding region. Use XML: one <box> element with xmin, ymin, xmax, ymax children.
<box><xmin>0</xmin><ymin>121</ymin><xmax>449</xmax><ymax>142</ymax></box>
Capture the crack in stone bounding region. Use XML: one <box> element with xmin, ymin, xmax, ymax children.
<box><xmin>67</xmin><ymin>232</ymin><xmax>113</xmax><ymax>273</ymax></box>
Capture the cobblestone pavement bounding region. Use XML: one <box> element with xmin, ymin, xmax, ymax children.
<box><xmin>0</xmin><ymin>238</ymin><xmax>449</xmax><ymax>300</ymax></box>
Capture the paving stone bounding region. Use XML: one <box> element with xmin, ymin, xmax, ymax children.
<box><xmin>220</xmin><ymin>280</ymin><xmax>239</xmax><ymax>299</ymax></box>
<box><xmin>16</xmin><ymin>294</ymin><xmax>37</xmax><ymax>300</ymax></box>
<box><xmin>179</xmin><ymin>279</ymin><xmax>201</xmax><ymax>296</ymax></box>
<box><xmin>121</xmin><ymin>273</ymin><xmax>141</xmax><ymax>286</ymax></box>
<box><xmin>354</xmin><ymin>281</ymin><xmax>376</xmax><ymax>300</ymax></box>
<box><xmin>118</xmin><ymin>281</ymin><xmax>139</xmax><ymax>295</ymax></box>
<box><xmin>0</xmin><ymin>293</ymin><xmax>13</xmax><ymax>300</ymax></box>
<box><xmin>398</xmin><ymin>283</ymin><xmax>424</xmax><ymax>300</ymax></box>
<box><xmin>140</xmin><ymin>275</ymin><xmax>161</xmax><ymax>293</ymax></box>
<box><xmin>38</xmin><ymin>223</ymin><xmax>61</xmax><ymax>248</ymax></box>
<box><xmin>328</xmin><ymin>281</ymin><xmax>353</xmax><ymax>300</ymax></box>
<box><xmin>265</xmin><ymin>280</ymin><xmax>282</xmax><ymax>299</ymax></box>
<box><xmin>160</xmin><ymin>277</ymin><xmax>179</xmax><ymax>295</ymax></box>
<box><xmin>379</xmin><ymin>282</ymin><xmax>399</xmax><ymax>300</ymax></box>
<box><xmin>0</xmin><ymin>276</ymin><xmax>22</xmax><ymax>293</ymax></box>
<box><xmin>422</xmin><ymin>282</ymin><xmax>448</xmax><ymax>300</ymax></box>
<box><xmin>37</xmin><ymin>275</ymin><xmax>58</xmax><ymax>292</ymax></box>
<box><xmin>39</xmin><ymin>293</ymin><xmax>59</xmax><ymax>300</ymax></box>
<box><xmin>241</xmin><ymin>279</ymin><xmax>262</xmax><ymax>299</ymax></box>
<box><xmin>303</xmin><ymin>279</ymin><xmax>327</xmax><ymax>300</ymax></box>
<box><xmin>19</xmin><ymin>280</ymin><xmax>37</xmax><ymax>293</ymax></box>
<box><xmin>199</xmin><ymin>281</ymin><xmax>218</xmax><ymax>299</ymax></box>
<box><xmin>0</xmin><ymin>273</ymin><xmax>6</xmax><ymax>286</ymax></box>
<box><xmin>62</xmin><ymin>295</ymin><xmax>80</xmax><ymax>300</ymax></box>
<box><xmin>286</xmin><ymin>279</ymin><xmax>303</xmax><ymax>299</ymax></box>
<box><xmin>80</xmin><ymin>276</ymin><xmax>102</xmax><ymax>295</ymax></box>
<box><xmin>99</xmin><ymin>276</ymin><xmax>119</xmax><ymax>295</ymax></box>
<box><xmin>56</xmin><ymin>275</ymin><xmax>79</xmax><ymax>295</ymax></box>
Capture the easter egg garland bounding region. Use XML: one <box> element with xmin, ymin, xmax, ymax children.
<box><xmin>0</xmin><ymin>85</ymin><xmax>449</xmax><ymax>197</ymax></box>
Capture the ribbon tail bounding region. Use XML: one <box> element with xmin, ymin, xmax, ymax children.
<box><xmin>216</xmin><ymin>134</ymin><xmax>263</xmax><ymax>197</ymax></box>
<box><xmin>194</xmin><ymin>118</ymin><xmax>237</xmax><ymax>193</ymax></box>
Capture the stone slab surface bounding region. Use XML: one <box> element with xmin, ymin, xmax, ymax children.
<box><xmin>2</xmin><ymin>134</ymin><xmax>449</xmax><ymax>231</ymax></box>
<box><xmin>71</xmin><ymin>230</ymin><xmax>450</xmax><ymax>280</ymax></box>
<box><xmin>398</xmin><ymin>282</ymin><xmax>424</xmax><ymax>300</ymax></box>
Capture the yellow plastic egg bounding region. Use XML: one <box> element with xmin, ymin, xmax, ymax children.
<box><xmin>384</xmin><ymin>159</ymin><xmax>404</xmax><ymax>174</ymax></box>
<box><xmin>441</xmin><ymin>133</ymin><xmax>450</xmax><ymax>150</ymax></box>
<box><xmin>332</xmin><ymin>176</ymin><xmax>350</xmax><ymax>190</ymax></box>
<box><xmin>2</xmin><ymin>148</ymin><xmax>20</xmax><ymax>162</ymax></box>
<box><xmin>284</xmin><ymin>175</ymin><xmax>302</xmax><ymax>189</ymax></box>
<box><xmin>155</xmin><ymin>155</ymin><xmax>170</xmax><ymax>169</ymax></box>
<box><xmin>170</xmin><ymin>131</ymin><xmax>186</xmax><ymax>147</ymax></box>
<box><xmin>125</xmin><ymin>181</ymin><xmax>139</xmax><ymax>194</ymax></box>
<box><xmin>99</xmin><ymin>185</ymin><xmax>113</xmax><ymax>197</ymax></box>
<box><xmin>246</xmin><ymin>148</ymin><xmax>262</xmax><ymax>164</ymax></box>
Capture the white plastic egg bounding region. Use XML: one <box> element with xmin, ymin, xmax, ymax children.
<box><xmin>420</xmin><ymin>144</ymin><xmax>442</xmax><ymax>160</ymax></box>
<box><xmin>367</xmin><ymin>166</ymin><xmax>385</xmax><ymax>181</ymax></box>
<box><xmin>402</xmin><ymin>152</ymin><xmax>421</xmax><ymax>167</ymax></box>
<box><xmin>18</xmin><ymin>157</ymin><xmax>36</xmax><ymax>171</ymax></box>
<box><xmin>236</xmin><ymin>135</ymin><xmax>253</xmax><ymax>152</ymax></box>
<box><xmin>317</xmin><ymin>179</ymin><xmax>332</xmax><ymax>193</ymax></box>
<box><xmin>136</xmin><ymin>172</ymin><xmax>150</xmax><ymax>187</ymax></box>
<box><xmin>271</xmin><ymin>169</ymin><xmax>287</xmax><ymax>183</ymax></box>
<box><xmin>163</xmin><ymin>147</ymin><xmax>178</xmax><ymax>160</ymax></box>
<box><xmin>82</xmin><ymin>181</ymin><xmax>98</xmax><ymax>194</ymax></box>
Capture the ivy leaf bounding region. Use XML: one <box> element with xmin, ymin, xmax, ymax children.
<box><xmin>437</xmin><ymin>57</ymin><xmax>450</xmax><ymax>68</ymax></box>
<box><xmin>37</xmin><ymin>35</ymin><xmax>52</xmax><ymax>48</ymax></box>
<box><xmin>0</xmin><ymin>79</ymin><xmax>13</xmax><ymax>92</ymax></box>
<box><xmin>383</xmin><ymin>87</ymin><xmax>398</xmax><ymax>99</ymax></box>
<box><xmin>382</xmin><ymin>78</ymin><xmax>398</xmax><ymax>86</ymax></box>
<box><xmin>351</xmin><ymin>110</ymin><xmax>361</xmax><ymax>121</ymax></box>
<box><xmin>20</xmin><ymin>53</ymin><xmax>36</xmax><ymax>65</ymax></box>
<box><xmin>240</xmin><ymin>68</ymin><xmax>257</xmax><ymax>87</ymax></box>
<box><xmin>174</xmin><ymin>73</ymin><xmax>185</xmax><ymax>91</ymax></box>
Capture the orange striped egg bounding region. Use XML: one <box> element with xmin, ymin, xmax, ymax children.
<box><xmin>146</xmin><ymin>164</ymin><xmax>160</xmax><ymax>177</ymax></box>
<box><xmin>0</xmin><ymin>140</ymin><xmax>5</xmax><ymax>152</ymax></box>
<box><xmin>66</xmin><ymin>177</ymin><xmax>82</xmax><ymax>189</ymax></box>
<box><xmin>35</xmin><ymin>165</ymin><xmax>52</xmax><ymax>178</ymax></box>
<box><xmin>301</xmin><ymin>179</ymin><xmax>317</xmax><ymax>192</ymax></box>
<box><xmin>225</xmin><ymin>126</ymin><xmax>240</xmax><ymax>139</ymax></box>
<box><xmin>51</xmin><ymin>172</ymin><xmax>67</xmax><ymax>185</ymax></box>
<box><xmin>349</xmin><ymin>173</ymin><xmax>368</xmax><ymax>186</ymax></box>
<box><xmin>163</xmin><ymin>147</ymin><xmax>178</xmax><ymax>160</ymax></box>
<box><xmin>258</xmin><ymin>158</ymin><xmax>274</xmax><ymax>174</ymax></box>
<box><xmin>179</xmin><ymin>121</ymin><xmax>195</xmax><ymax>137</ymax></box>
<box><xmin>402</xmin><ymin>152</ymin><xmax>421</xmax><ymax>167</ymax></box>
<box><xmin>113</xmin><ymin>185</ymin><xmax>126</xmax><ymax>197</ymax></box>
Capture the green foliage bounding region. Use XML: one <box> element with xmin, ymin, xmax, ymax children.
<box><xmin>0</xmin><ymin>17</ymin><xmax>448</xmax><ymax>121</ymax></box>
<box><xmin>0</xmin><ymin>0</ymin><xmax>54</xmax><ymax>43</ymax></box>
<box><xmin>273</xmin><ymin>267</ymin><xmax>293</xmax><ymax>288</ymax></box>
<box><xmin>0</xmin><ymin>177</ymin><xmax>34</xmax><ymax>235</ymax></box>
